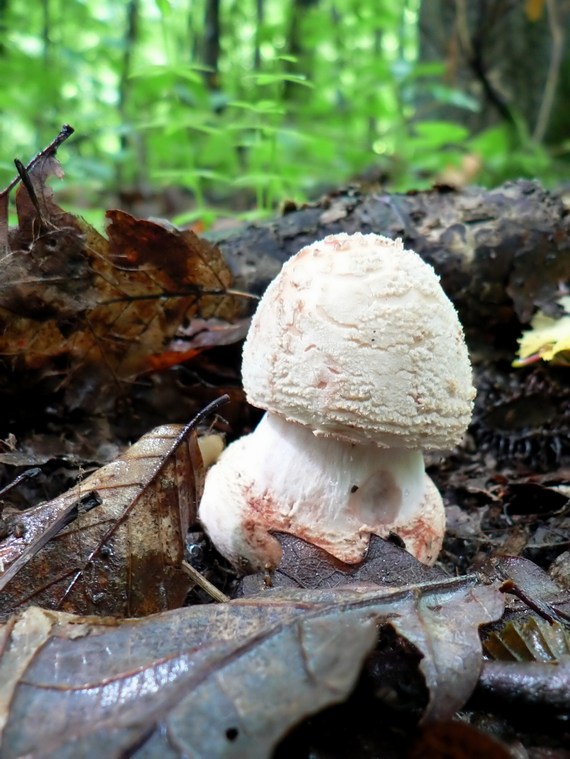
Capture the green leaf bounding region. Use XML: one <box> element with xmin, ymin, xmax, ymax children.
<box><xmin>428</xmin><ymin>84</ymin><xmax>480</xmax><ymax>111</ymax></box>
<box><xmin>154</xmin><ymin>0</ymin><xmax>172</xmax><ymax>17</ymax></box>
<box><xmin>244</xmin><ymin>73</ymin><xmax>314</xmax><ymax>88</ymax></box>
<box><xmin>228</xmin><ymin>100</ymin><xmax>286</xmax><ymax>115</ymax></box>
<box><xmin>413</xmin><ymin>121</ymin><xmax>471</xmax><ymax>144</ymax></box>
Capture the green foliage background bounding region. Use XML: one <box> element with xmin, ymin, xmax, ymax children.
<box><xmin>0</xmin><ymin>0</ymin><xmax>567</xmax><ymax>225</ymax></box>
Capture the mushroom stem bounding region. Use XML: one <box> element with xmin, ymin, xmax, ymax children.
<box><xmin>199</xmin><ymin>412</ymin><xmax>445</xmax><ymax>572</ymax></box>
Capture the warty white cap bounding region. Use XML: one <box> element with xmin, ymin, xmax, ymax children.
<box><xmin>242</xmin><ymin>233</ymin><xmax>475</xmax><ymax>448</ymax></box>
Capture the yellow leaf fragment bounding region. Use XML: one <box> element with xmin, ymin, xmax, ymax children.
<box><xmin>513</xmin><ymin>296</ymin><xmax>570</xmax><ymax>367</ymax></box>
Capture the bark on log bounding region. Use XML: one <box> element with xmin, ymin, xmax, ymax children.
<box><xmin>213</xmin><ymin>180</ymin><xmax>570</xmax><ymax>349</ymax></box>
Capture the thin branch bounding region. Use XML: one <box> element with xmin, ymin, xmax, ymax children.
<box><xmin>454</xmin><ymin>0</ymin><xmax>473</xmax><ymax>60</ymax></box>
<box><xmin>100</xmin><ymin>287</ymin><xmax>258</xmax><ymax>306</ymax></box>
<box><xmin>182</xmin><ymin>560</ymin><xmax>229</xmax><ymax>602</ymax></box>
<box><xmin>0</xmin><ymin>124</ymin><xmax>74</xmax><ymax>199</ymax></box>
<box><xmin>0</xmin><ymin>467</ymin><xmax>41</xmax><ymax>500</ymax></box>
<box><xmin>459</xmin><ymin>0</ymin><xmax>516</xmax><ymax>127</ymax></box>
<box><xmin>14</xmin><ymin>158</ymin><xmax>43</xmax><ymax>222</ymax></box>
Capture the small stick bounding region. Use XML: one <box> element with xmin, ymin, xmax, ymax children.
<box><xmin>0</xmin><ymin>124</ymin><xmax>75</xmax><ymax>199</ymax></box>
<box><xmin>0</xmin><ymin>467</ymin><xmax>42</xmax><ymax>499</ymax></box>
<box><xmin>101</xmin><ymin>287</ymin><xmax>258</xmax><ymax>306</ymax></box>
<box><xmin>182</xmin><ymin>560</ymin><xmax>229</xmax><ymax>603</ymax></box>
<box><xmin>14</xmin><ymin>158</ymin><xmax>43</xmax><ymax>221</ymax></box>
<box><xmin>499</xmin><ymin>579</ymin><xmax>559</xmax><ymax>624</ymax></box>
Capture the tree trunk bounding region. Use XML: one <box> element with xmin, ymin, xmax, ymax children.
<box><xmin>417</xmin><ymin>0</ymin><xmax>570</xmax><ymax>143</ymax></box>
<box><xmin>201</xmin><ymin>0</ymin><xmax>221</xmax><ymax>90</ymax></box>
<box><xmin>118</xmin><ymin>0</ymin><xmax>140</xmax><ymax>185</ymax></box>
<box><xmin>41</xmin><ymin>0</ymin><xmax>50</xmax><ymax>63</ymax></box>
<box><xmin>0</xmin><ymin>0</ymin><xmax>8</xmax><ymax>57</ymax></box>
<box><xmin>283</xmin><ymin>0</ymin><xmax>319</xmax><ymax>100</ymax></box>
<box><xmin>253</xmin><ymin>0</ymin><xmax>264</xmax><ymax>70</ymax></box>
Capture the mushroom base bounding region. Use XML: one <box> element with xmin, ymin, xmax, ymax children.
<box><xmin>199</xmin><ymin>413</ymin><xmax>445</xmax><ymax>572</ymax></box>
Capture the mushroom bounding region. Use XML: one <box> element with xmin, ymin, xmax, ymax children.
<box><xmin>199</xmin><ymin>233</ymin><xmax>475</xmax><ymax>572</ymax></box>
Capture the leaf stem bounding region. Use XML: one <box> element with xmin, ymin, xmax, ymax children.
<box><xmin>182</xmin><ymin>560</ymin><xmax>229</xmax><ymax>602</ymax></box>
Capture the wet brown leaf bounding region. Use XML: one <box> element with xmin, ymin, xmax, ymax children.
<box><xmin>408</xmin><ymin>720</ymin><xmax>512</xmax><ymax>759</ymax></box>
<box><xmin>480</xmin><ymin>555</ymin><xmax>570</xmax><ymax>622</ymax></box>
<box><xmin>0</xmin><ymin>576</ymin><xmax>503</xmax><ymax>758</ymax></box>
<box><xmin>0</xmin><ymin>420</ymin><xmax>205</xmax><ymax>619</ymax></box>
<box><xmin>0</xmin><ymin>154</ymin><xmax>244</xmax><ymax>393</ymax></box>
<box><xmin>238</xmin><ymin>533</ymin><xmax>448</xmax><ymax>597</ymax></box>
<box><xmin>151</xmin><ymin>316</ymin><xmax>251</xmax><ymax>371</ymax></box>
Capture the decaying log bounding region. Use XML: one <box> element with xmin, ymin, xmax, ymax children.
<box><xmin>214</xmin><ymin>180</ymin><xmax>570</xmax><ymax>347</ymax></box>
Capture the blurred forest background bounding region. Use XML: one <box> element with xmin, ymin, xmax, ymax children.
<box><xmin>1</xmin><ymin>0</ymin><xmax>569</xmax><ymax>227</ymax></box>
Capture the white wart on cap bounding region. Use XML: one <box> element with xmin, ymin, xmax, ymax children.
<box><xmin>199</xmin><ymin>233</ymin><xmax>475</xmax><ymax>572</ymax></box>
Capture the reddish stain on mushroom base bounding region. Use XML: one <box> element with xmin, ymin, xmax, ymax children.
<box><xmin>241</xmin><ymin>478</ymin><xmax>442</xmax><ymax>568</ymax></box>
<box><xmin>241</xmin><ymin>509</ymin><xmax>283</xmax><ymax>571</ymax></box>
<box><xmin>391</xmin><ymin>513</ymin><xmax>443</xmax><ymax>565</ymax></box>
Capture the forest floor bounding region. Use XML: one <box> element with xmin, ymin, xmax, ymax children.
<box><xmin>0</xmin><ymin>156</ymin><xmax>569</xmax><ymax>756</ymax></box>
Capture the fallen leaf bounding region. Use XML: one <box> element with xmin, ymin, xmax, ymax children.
<box><xmin>147</xmin><ymin>316</ymin><xmax>251</xmax><ymax>372</ymax></box>
<box><xmin>0</xmin><ymin>414</ymin><xmax>207</xmax><ymax>619</ymax></box>
<box><xmin>238</xmin><ymin>533</ymin><xmax>448</xmax><ymax>597</ymax></box>
<box><xmin>483</xmin><ymin>616</ymin><xmax>570</xmax><ymax>662</ymax></box>
<box><xmin>513</xmin><ymin>295</ymin><xmax>570</xmax><ymax>367</ymax></box>
<box><xmin>408</xmin><ymin>720</ymin><xmax>512</xmax><ymax>759</ymax></box>
<box><xmin>0</xmin><ymin>151</ymin><xmax>244</xmax><ymax>399</ymax></box>
<box><xmin>0</xmin><ymin>576</ymin><xmax>503</xmax><ymax>757</ymax></box>
<box><xmin>478</xmin><ymin>556</ymin><xmax>570</xmax><ymax>631</ymax></box>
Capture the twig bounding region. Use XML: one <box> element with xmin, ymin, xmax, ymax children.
<box><xmin>14</xmin><ymin>158</ymin><xmax>43</xmax><ymax>221</ymax></box>
<box><xmin>173</xmin><ymin>394</ymin><xmax>230</xmax><ymax>450</ymax></box>
<box><xmin>182</xmin><ymin>560</ymin><xmax>229</xmax><ymax>602</ymax></box>
<box><xmin>0</xmin><ymin>467</ymin><xmax>41</xmax><ymax>500</ymax></box>
<box><xmin>100</xmin><ymin>287</ymin><xmax>258</xmax><ymax>306</ymax></box>
<box><xmin>499</xmin><ymin>578</ymin><xmax>562</xmax><ymax>625</ymax></box>
<box><xmin>0</xmin><ymin>124</ymin><xmax>75</xmax><ymax>199</ymax></box>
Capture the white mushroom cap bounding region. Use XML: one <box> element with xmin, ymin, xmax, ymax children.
<box><xmin>242</xmin><ymin>233</ymin><xmax>475</xmax><ymax>449</ymax></box>
<box><xmin>199</xmin><ymin>413</ymin><xmax>445</xmax><ymax>571</ymax></box>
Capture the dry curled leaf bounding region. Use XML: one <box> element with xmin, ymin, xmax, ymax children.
<box><xmin>480</xmin><ymin>555</ymin><xmax>570</xmax><ymax>623</ymax></box>
<box><xmin>0</xmin><ymin>419</ymin><xmax>205</xmax><ymax>619</ymax></box>
<box><xmin>0</xmin><ymin>576</ymin><xmax>503</xmax><ymax>758</ymax></box>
